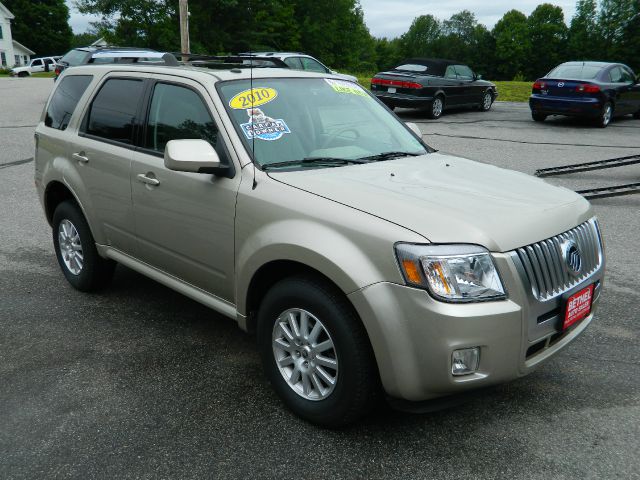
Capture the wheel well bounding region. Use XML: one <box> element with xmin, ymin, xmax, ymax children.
<box><xmin>44</xmin><ymin>181</ymin><xmax>76</xmax><ymax>225</ymax></box>
<box><xmin>245</xmin><ymin>260</ymin><xmax>348</xmax><ymax>333</ymax></box>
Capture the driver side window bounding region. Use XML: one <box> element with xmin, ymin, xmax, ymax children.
<box><xmin>444</xmin><ymin>66</ymin><xmax>457</xmax><ymax>79</ymax></box>
<box><xmin>454</xmin><ymin>65</ymin><xmax>474</xmax><ymax>80</ymax></box>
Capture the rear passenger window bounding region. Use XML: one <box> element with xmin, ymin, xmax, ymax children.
<box><xmin>85</xmin><ymin>78</ymin><xmax>144</xmax><ymax>144</ymax></box>
<box><xmin>145</xmin><ymin>83</ymin><xmax>218</xmax><ymax>153</ymax></box>
<box><xmin>44</xmin><ymin>75</ymin><xmax>92</xmax><ymax>130</ymax></box>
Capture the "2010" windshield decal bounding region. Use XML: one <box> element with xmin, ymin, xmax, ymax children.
<box><xmin>229</xmin><ymin>87</ymin><xmax>278</xmax><ymax>109</ymax></box>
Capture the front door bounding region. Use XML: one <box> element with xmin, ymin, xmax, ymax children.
<box><xmin>130</xmin><ymin>78</ymin><xmax>240</xmax><ymax>301</ymax></box>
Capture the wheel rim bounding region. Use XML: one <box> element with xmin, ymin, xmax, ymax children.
<box><xmin>603</xmin><ymin>105</ymin><xmax>612</xmax><ymax>125</ymax></box>
<box><xmin>58</xmin><ymin>219</ymin><xmax>83</xmax><ymax>275</ymax></box>
<box><xmin>272</xmin><ymin>308</ymin><xmax>339</xmax><ymax>401</ymax></box>
<box><xmin>483</xmin><ymin>93</ymin><xmax>492</xmax><ymax>110</ymax></box>
<box><xmin>433</xmin><ymin>98</ymin><xmax>443</xmax><ymax>117</ymax></box>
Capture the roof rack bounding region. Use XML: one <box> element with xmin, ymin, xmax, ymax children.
<box><xmin>173</xmin><ymin>53</ymin><xmax>288</xmax><ymax>69</ymax></box>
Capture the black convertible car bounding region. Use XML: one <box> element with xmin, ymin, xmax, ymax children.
<box><xmin>529</xmin><ymin>61</ymin><xmax>640</xmax><ymax>128</ymax></box>
<box><xmin>371</xmin><ymin>58</ymin><xmax>498</xmax><ymax>119</ymax></box>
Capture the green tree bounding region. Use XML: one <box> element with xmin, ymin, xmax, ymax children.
<box><xmin>70</xmin><ymin>31</ymin><xmax>102</xmax><ymax>48</ymax></box>
<box><xmin>620</xmin><ymin>0</ymin><xmax>640</xmax><ymax>70</ymax></box>
<box><xmin>492</xmin><ymin>9</ymin><xmax>531</xmax><ymax>80</ymax></box>
<box><xmin>527</xmin><ymin>4</ymin><xmax>568</xmax><ymax>79</ymax></box>
<box><xmin>399</xmin><ymin>14</ymin><xmax>441</xmax><ymax>58</ymax></box>
<box><xmin>568</xmin><ymin>0</ymin><xmax>600</xmax><ymax>60</ymax></box>
<box><xmin>3</xmin><ymin>0</ymin><xmax>72</xmax><ymax>55</ymax></box>
<box><xmin>598</xmin><ymin>0</ymin><xmax>635</xmax><ymax>59</ymax></box>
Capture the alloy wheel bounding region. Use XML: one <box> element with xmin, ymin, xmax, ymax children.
<box><xmin>272</xmin><ymin>308</ymin><xmax>339</xmax><ymax>401</ymax></box>
<box><xmin>483</xmin><ymin>92</ymin><xmax>492</xmax><ymax>110</ymax></box>
<box><xmin>432</xmin><ymin>97</ymin><xmax>443</xmax><ymax>117</ymax></box>
<box><xmin>58</xmin><ymin>219</ymin><xmax>83</xmax><ymax>275</ymax></box>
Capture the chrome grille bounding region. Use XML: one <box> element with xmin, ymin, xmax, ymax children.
<box><xmin>514</xmin><ymin>218</ymin><xmax>602</xmax><ymax>301</ymax></box>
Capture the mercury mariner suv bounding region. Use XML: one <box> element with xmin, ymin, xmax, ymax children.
<box><xmin>35</xmin><ymin>64</ymin><xmax>605</xmax><ymax>427</ymax></box>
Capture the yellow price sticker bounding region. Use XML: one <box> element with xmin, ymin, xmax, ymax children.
<box><xmin>325</xmin><ymin>79</ymin><xmax>368</xmax><ymax>97</ymax></box>
<box><xmin>229</xmin><ymin>87</ymin><xmax>278</xmax><ymax>109</ymax></box>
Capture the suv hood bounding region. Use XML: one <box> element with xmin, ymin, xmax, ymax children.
<box><xmin>268</xmin><ymin>154</ymin><xmax>591</xmax><ymax>252</ymax></box>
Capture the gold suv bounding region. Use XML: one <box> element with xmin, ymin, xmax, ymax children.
<box><xmin>35</xmin><ymin>65</ymin><xmax>605</xmax><ymax>426</ymax></box>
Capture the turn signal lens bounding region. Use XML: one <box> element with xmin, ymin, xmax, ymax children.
<box><xmin>576</xmin><ymin>83</ymin><xmax>600</xmax><ymax>93</ymax></box>
<box><xmin>401</xmin><ymin>259</ymin><xmax>422</xmax><ymax>284</ymax></box>
<box><xmin>532</xmin><ymin>81</ymin><xmax>546</xmax><ymax>90</ymax></box>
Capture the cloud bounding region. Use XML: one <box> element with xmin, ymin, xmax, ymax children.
<box><xmin>359</xmin><ymin>0</ymin><xmax>578</xmax><ymax>38</ymax></box>
<box><xmin>66</xmin><ymin>0</ymin><xmax>101</xmax><ymax>33</ymax></box>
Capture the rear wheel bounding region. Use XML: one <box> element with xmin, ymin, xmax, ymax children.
<box><xmin>596</xmin><ymin>102</ymin><xmax>613</xmax><ymax>128</ymax></box>
<box><xmin>479</xmin><ymin>91</ymin><xmax>493</xmax><ymax>111</ymax></box>
<box><xmin>52</xmin><ymin>201</ymin><xmax>115</xmax><ymax>292</ymax></box>
<box><xmin>257</xmin><ymin>275</ymin><xmax>378</xmax><ymax>427</ymax></box>
<box><xmin>426</xmin><ymin>95</ymin><xmax>444</xmax><ymax>119</ymax></box>
<box><xmin>18</xmin><ymin>71</ymin><xmax>29</xmax><ymax>78</ymax></box>
<box><xmin>532</xmin><ymin>111</ymin><xmax>547</xmax><ymax>122</ymax></box>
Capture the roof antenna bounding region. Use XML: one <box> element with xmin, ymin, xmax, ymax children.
<box><xmin>249</xmin><ymin>0</ymin><xmax>257</xmax><ymax>190</ymax></box>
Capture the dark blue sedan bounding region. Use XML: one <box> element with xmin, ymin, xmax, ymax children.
<box><xmin>529</xmin><ymin>61</ymin><xmax>640</xmax><ymax>127</ymax></box>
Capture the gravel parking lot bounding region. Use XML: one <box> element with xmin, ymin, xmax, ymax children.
<box><xmin>1</xmin><ymin>78</ymin><xmax>639</xmax><ymax>479</ymax></box>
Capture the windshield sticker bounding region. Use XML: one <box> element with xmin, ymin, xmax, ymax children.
<box><xmin>324</xmin><ymin>79</ymin><xmax>368</xmax><ymax>97</ymax></box>
<box><xmin>229</xmin><ymin>87</ymin><xmax>278</xmax><ymax>109</ymax></box>
<box><xmin>240</xmin><ymin>108</ymin><xmax>291</xmax><ymax>141</ymax></box>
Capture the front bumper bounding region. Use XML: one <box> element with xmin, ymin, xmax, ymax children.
<box><xmin>374</xmin><ymin>92</ymin><xmax>434</xmax><ymax>109</ymax></box>
<box><xmin>529</xmin><ymin>94</ymin><xmax>603</xmax><ymax>117</ymax></box>
<box><xmin>348</xmin><ymin>250</ymin><xmax>604</xmax><ymax>402</ymax></box>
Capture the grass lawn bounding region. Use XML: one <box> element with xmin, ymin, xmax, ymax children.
<box><xmin>351</xmin><ymin>75</ymin><xmax>532</xmax><ymax>102</ymax></box>
<box><xmin>0</xmin><ymin>71</ymin><xmax>55</xmax><ymax>78</ymax></box>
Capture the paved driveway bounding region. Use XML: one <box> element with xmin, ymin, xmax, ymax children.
<box><xmin>1</xmin><ymin>79</ymin><xmax>639</xmax><ymax>479</ymax></box>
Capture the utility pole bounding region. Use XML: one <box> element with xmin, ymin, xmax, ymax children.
<box><xmin>179</xmin><ymin>0</ymin><xmax>190</xmax><ymax>62</ymax></box>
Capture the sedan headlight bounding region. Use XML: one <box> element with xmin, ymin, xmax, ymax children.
<box><xmin>395</xmin><ymin>243</ymin><xmax>506</xmax><ymax>302</ymax></box>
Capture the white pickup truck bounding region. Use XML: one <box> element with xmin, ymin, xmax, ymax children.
<box><xmin>10</xmin><ymin>56</ymin><xmax>60</xmax><ymax>77</ymax></box>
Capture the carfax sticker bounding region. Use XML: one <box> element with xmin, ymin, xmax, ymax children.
<box><xmin>229</xmin><ymin>87</ymin><xmax>278</xmax><ymax>109</ymax></box>
<box><xmin>324</xmin><ymin>79</ymin><xmax>368</xmax><ymax>97</ymax></box>
<box><xmin>240</xmin><ymin>108</ymin><xmax>291</xmax><ymax>141</ymax></box>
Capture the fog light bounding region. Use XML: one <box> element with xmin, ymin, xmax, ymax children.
<box><xmin>452</xmin><ymin>348</ymin><xmax>480</xmax><ymax>376</ymax></box>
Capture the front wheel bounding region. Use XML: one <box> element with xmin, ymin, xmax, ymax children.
<box><xmin>18</xmin><ymin>71</ymin><xmax>29</xmax><ymax>78</ymax></box>
<box><xmin>257</xmin><ymin>275</ymin><xmax>379</xmax><ymax>427</ymax></box>
<box><xmin>596</xmin><ymin>102</ymin><xmax>613</xmax><ymax>128</ymax></box>
<box><xmin>479</xmin><ymin>91</ymin><xmax>493</xmax><ymax>111</ymax></box>
<box><xmin>426</xmin><ymin>96</ymin><xmax>444</xmax><ymax>119</ymax></box>
<box><xmin>52</xmin><ymin>201</ymin><xmax>115</xmax><ymax>292</ymax></box>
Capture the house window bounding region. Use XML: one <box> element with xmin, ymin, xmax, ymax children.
<box><xmin>15</xmin><ymin>55</ymin><xmax>20</xmax><ymax>66</ymax></box>
<box><xmin>1</xmin><ymin>52</ymin><xmax>6</xmax><ymax>67</ymax></box>
<box><xmin>0</xmin><ymin>25</ymin><xmax>4</xmax><ymax>40</ymax></box>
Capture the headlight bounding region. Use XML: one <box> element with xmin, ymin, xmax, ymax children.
<box><xmin>395</xmin><ymin>243</ymin><xmax>506</xmax><ymax>302</ymax></box>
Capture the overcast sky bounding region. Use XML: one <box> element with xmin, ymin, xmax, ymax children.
<box><xmin>66</xmin><ymin>0</ymin><xmax>579</xmax><ymax>38</ymax></box>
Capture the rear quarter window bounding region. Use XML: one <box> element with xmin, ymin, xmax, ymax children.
<box><xmin>44</xmin><ymin>75</ymin><xmax>93</xmax><ymax>130</ymax></box>
<box><xmin>60</xmin><ymin>49</ymin><xmax>89</xmax><ymax>66</ymax></box>
<box><xmin>84</xmin><ymin>78</ymin><xmax>145</xmax><ymax>145</ymax></box>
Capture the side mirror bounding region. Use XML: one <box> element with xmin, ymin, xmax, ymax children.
<box><xmin>164</xmin><ymin>139</ymin><xmax>221</xmax><ymax>174</ymax></box>
<box><xmin>406</xmin><ymin>122</ymin><xmax>422</xmax><ymax>137</ymax></box>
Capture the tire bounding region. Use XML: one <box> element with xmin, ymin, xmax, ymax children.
<box><xmin>426</xmin><ymin>95</ymin><xmax>444</xmax><ymax>119</ymax></box>
<box><xmin>479</xmin><ymin>90</ymin><xmax>493</xmax><ymax>112</ymax></box>
<box><xmin>257</xmin><ymin>275</ymin><xmax>379</xmax><ymax>427</ymax></box>
<box><xmin>596</xmin><ymin>102</ymin><xmax>613</xmax><ymax>128</ymax></box>
<box><xmin>633</xmin><ymin>110</ymin><xmax>640</xmax><ymax>120</ymax></box>
<box><xmin>18</xmin><ymin>71</ymin><xmax>29</xmax><ymax>78</ymax></box>
<box><xmin>52</xmin><ymin>200</ymin><xmax>115</xmax><ymax>292</ymax></box>
<box><xmin>532</xmin><ymin>111</ymin><xmax>547</xmax><ymax>122</ymax></box>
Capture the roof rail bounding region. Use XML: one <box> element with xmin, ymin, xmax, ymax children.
<box><xmin>173</xmin><ymin>53</ymin><xmax>289</xmax><ymax>69</ymax></box>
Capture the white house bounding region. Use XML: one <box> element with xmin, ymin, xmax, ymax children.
<box><xmin>0</xmin><ymin>1</ymin><xmax>35</xmax><ymax>68</ymax></box>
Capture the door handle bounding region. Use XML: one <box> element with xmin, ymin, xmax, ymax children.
<box><xmin>137</xmin><ymin>173</ymin><xmax>160</xmax><ymax>186</ymax></box>
<box><xmin>72</xmin><ymin>152</ymin><xmax>89</xmax><ymax>163</ymax></box>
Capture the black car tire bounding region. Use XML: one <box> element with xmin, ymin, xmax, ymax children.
<box><xmin>426</xmin><ymin>95</ymin><xmax>444</xmax><ymax>119</ymax></box>
<box><xmin>532</xmin><ymin>112</ymin><xmax>547</xmax><ymax>122</ymax></box>
<box><xmin>257</xmin><ymin>274</ymin><xmax>379</xmax><ymax>428</ymax></box>
<box><xmin>634</xmin><ymin>110</ymin><xmax>640</xmax><ymax>120</ymax></box>
<box><xmin>479</xmin><ymin>90</ymin><xmax>494</xmax><ymax>112</ymax></box>
<box><xmin>52</xmin><ymin>200</ymin><xmax>115</xmax><ymax>292</ymax></box>
<box><xmin>18</xmin><ymin>71</ymin><xmax>29</xmax><ymax>77</ymax></box>
<box><xmin>596</xmin><ymin>102</ymin><xmax>613</xmax><ymax>128</ymax></box>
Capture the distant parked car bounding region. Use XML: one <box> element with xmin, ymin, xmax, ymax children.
<box><xmin>54</xmin><ymin>46</ymin><xmax>178</xmax><ymax>79</ymax></box>
<box><xmin>240</xmin><ymin>51</ymin><xmax>358</xmax><ymax>83</ymax></box>
<box><xmin>530</xmin><ymin>61</ymin><xmax>640</xmax><ymax>128</ymax></box>
<box><xmin>10</xmin><ymin>57</ymin><xmax>59</xmax><ymax>77</ymax></box>
<box><xmin>371</xmin><ymin>58</ymin><xmax>498</xmax><ymax>119</ymax></box>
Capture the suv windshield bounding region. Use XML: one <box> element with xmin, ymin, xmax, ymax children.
<box><xmin>218</xmin><ymin>78</ymin><xmax>427</xmax><ymax>168</ymax></box>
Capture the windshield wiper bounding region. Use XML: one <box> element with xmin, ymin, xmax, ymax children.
<box><xmin>356</xmin><ymin>151</ymin><xmax>422</xmax><ymax>162</ymax></box>
<box><xmin>262</xmin><ymin>157</ymin><xmax>367</xmax><ymax>170</ymax></box>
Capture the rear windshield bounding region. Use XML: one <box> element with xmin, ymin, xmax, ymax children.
<box><xmin>60</xmin><ymin>49</ymin><xmax>89</xmax><ymax>66</ymax></box>
<box><xmin>547</xmin><ymin>65</ymin><xmax>603</xmax><ymax>80</ymax></box>
<box><xmin>395</xmin><ymin>64</ymin><xmax>428</xmax><ymax>73</ymax></box>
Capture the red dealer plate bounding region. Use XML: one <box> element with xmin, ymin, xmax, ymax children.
<box><xmin>563</xmin><ymin>284</ymin><xmax>594</xmax><ymax>330</ymax></box>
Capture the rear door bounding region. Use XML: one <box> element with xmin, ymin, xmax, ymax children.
<box><xmin>609</xmin><ymin>66</ymin><xmax>638</xmax><ymax>114</ymax></box>
<box><xmin>130</xmin><ymin>76</ymin><xmax>241</xmax><ymax>301</ymax></box>
<box><xmin>70</xmin><ymin>73</ymin><xmax>146</xmax><ymax>254</ymax></box>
